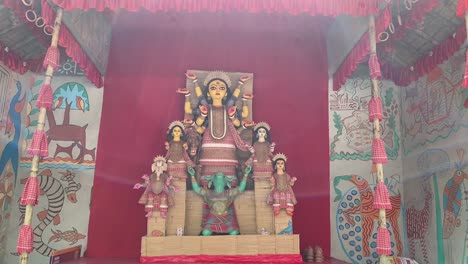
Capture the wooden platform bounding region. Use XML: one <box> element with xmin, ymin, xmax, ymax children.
<box><xmin>141</xmin><ymin>234</ymin><xmax>300</xmax><ymax>256</ymax></box>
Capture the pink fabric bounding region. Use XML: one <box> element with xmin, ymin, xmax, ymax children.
<box><xmin>378</xmin><ymin>0</ymin><xmax>439</xmax><ymax>54</ymax></box>
<box><xmin>333</xmin><ymin>7</ymin><xmax>391</xmax><ymax>91</ymax></box>
<box><xmin>369</xmin><ymin>54</ymin><xmax>381</xmax><ymax>80</ymax></box>
<box><xmin>381</xmin><ymin>25</ymin><xmax>466</xmax><ymax>87</ymax></box>
<box><xmin>50</xmin><ymin>0</ymin><xmax>380</xmax><ymax>17</ymax></box>
<box><xmin>372</xmin><ymin>138</ymin><xmax>388</xmax><ymax>164</ymax></box>
<box><xmin>0</xmin><ymin>42</ymin><xmax>42</xmax><ymax>75</ymax></box>
<box><xmin>20</xmin><ymin>176</ymin><xmax>39</xmax><ymax>206</ymax></box>
<box><xmin>368</xmin><ymin>97</ymin><xmax>383</xmax><ymax>122</ymax></box>
<box><xmin>377</xmin><ymin>227</ymin><xmax>392</xmax><ymax>255</ymax></box>
<box><xmin>374</xmin><ymin>182</ymin><xmax>391</xmax><ymax>209</ymax></box>
<box><xmin>27</xmin><ymin>130</ymin><xmax>49</xmax><ymax>157</ymax></box>
<box><xmin>464</xmin><ymin>50</ymin><xmax>468</xmax><ymax>88</ymax></box>
<box><xmin>16</xmin><ymin>225</ymin><xmax>33</xmax><ymax>253</ymax></box>
<box><xmin>43</xmin><ymin>46</ymin><xmax>60</xmax><ymax>70</ymax></box>
<box><xmin>41</xmin><ymin>0</ymin><xmax>104</xmax><ymax>88</ymax></box>
<box><xmin>457</xmin><ymin>0</ymin><xmax>468</xmax><ymax>17</ymax></box>
<box><xmin>36</xmin><ymin>84</ymin><xmax>53</xmax><ymax>110</ymax></box>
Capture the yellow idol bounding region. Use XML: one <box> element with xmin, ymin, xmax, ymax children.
<box><xmin>208</xmin><ymin>80</ymin><xmax>227</xmax><ymax>106</ymax></box>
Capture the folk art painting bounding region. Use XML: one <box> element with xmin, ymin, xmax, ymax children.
<box><xmin>0</xmin><ymin>68</ymin><xmax>102</xmax><ymax>264</ymax></box>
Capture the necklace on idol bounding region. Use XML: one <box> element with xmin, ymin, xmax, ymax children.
<box><xmin>210</xmin><ymin>106</ymin><xmax>227</xmax><ymax>140</ymax></box>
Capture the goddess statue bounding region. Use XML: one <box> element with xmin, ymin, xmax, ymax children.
<box><xmin>134</xmin><ymin>156</ymin><xmax>175</xmax><ymax>218</ymax></box>
<box><xmin>268</xmin><ymin>153</ymin><xmax>297</xmax><ymax>216</ymax></box>
<box><xmin>181</xmin><ymin>71</ymin><xmax>254</xmax><ymax>185</ymax></box>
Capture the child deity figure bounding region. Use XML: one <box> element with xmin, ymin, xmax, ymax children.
<box><xmin>252</xmin><ymin>122</ymin><xmax>275</xmax><ymax>179</ymax></box>
<box><xmin>134</xmin><ymin>156</ymin><xmax>175</xmax><ymax>218</ymax></box>
<box><xmin>165</xmin><ymin>120</ymin><xmax>195</xmax><ymax>180</ymax></box>
<box><xmin>268</xmin><ymin>153</ymin><xmax>297</xmax><ymax>216</ymax></box>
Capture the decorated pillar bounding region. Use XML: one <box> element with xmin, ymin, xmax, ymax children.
<box><xmin>464</xmin><ymin>10</ymin><xmax>468</xmax><ymax>108</ymax></box>
<box><xmin>367</xmin><ymin>15</ymin><xmax>392</xmax><ymax>263</ymax></box>
<box><xmin>17</xmin><ymin>8</ymin><xmax>63</xmax><ymax>264</ymax></box>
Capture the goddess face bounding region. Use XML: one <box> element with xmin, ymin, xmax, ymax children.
<box><xmin>172</xmin><ymin>126</ymin><xmax>182</xmax><ymax>141</ymax></box>
<box><xmin>257</xmin><ymin>128</ymin><xmax>267</xmax><ymax>141</ymax></box>
<box><xmin>275</xmin><ymin>160</ymin><xmax>285</xmax><ymax>171</ymax></box>
<box><xmin>208</xmin><ymin>80</ymin><xmax>227</xmax><ymax>103</ymax></box>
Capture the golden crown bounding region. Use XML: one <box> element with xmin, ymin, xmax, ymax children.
<box><xmin>203</xmin><ymin>71</ymin><xmax>232</xmax><ymax>87</ymax></box>
<box><xmin>272</xmin><ymin>153</ymin><xmax>287</xmax><ymax>163</ymax></box>
<box><xmin>168</xmin><ymin>120</ymin><xmax>184</xmax><ymax>132</ymax></box>
<box><xmin>153</xmin><ymin>155</ymin><xmax>166</xmax><ymax>163</ymax></box>
<box><xmin>254</xmin><ymin>122</ymin><xmax>271</xmax><ymax>131</ymax></box>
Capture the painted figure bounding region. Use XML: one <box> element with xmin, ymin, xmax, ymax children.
<box><xmin>182</xmin><ymin>71</ymin><xmax>254</xmax><ymax>186</ymax></box>
<box><xmin>165</xmin><ymin>121</ymin><xmax>195</xmax><ymax>180</ymax></box>
<box><xmin>268</xmin><ymin>153</ymin><xmax>297</xmax><ymax>216</ymax></box>
<box><xmin>252</xmin><ymin>122</ymin><xmax>275</xmax><ymax>178</ymax></box>
<box><xmin>188</xmin><ymin>165</ymin><xmax>251</xmax><ymax>235</ymax></box>
<box><xmin>135</xmin><ymin>156</ymin><xmax>175</xmax><ymax>218</ymax></box>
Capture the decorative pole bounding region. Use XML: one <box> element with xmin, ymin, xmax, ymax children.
<box><xmin>16</xmin><ymin>7</ymin><xmax>63</xmax><ymax>264</ymax></box>
<box><xmin>367</xmin><ymin>15</ymin><xmax>392</xmax><ymax>264</ymax></box>
<box><xmin>464</xmin><ymin>9</ymin><xmax>468</xmax><ymax>108</ymax></box>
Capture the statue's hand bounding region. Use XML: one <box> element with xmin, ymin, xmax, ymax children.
<box><xmin>133</xmin><ymin>183</ymin><xmax>143</xmax><ymax>189</ymax></box>
<box><xmin>244</xmin><ymin>165</ymin><xmax>252</xmax><ymax>175</ymax></box>
<box><xmin>165</xmin><ymin>142</ymin><xmax>169</xmax><ymax>150</ymax></box>
<box><xmin>199</xmin><ymin>105</ymin><xmax>208</xmax><ymax>116</ymax></box>
<box><xmin>228</xmin><ymin>106</ymin><xmax>237</xmax><ymax>118</ymax></box>
<box><xmin>270</xmin><ymin>142</ymin><xmax>276</xmax><ymax>152</ymax></box>
<box><xmin>290</xmin><ymin>177</ymin><xmax>297</xmax><ymax>186</ymax></box>
<box><xmin>176</xmin><ymin>88</ymin><xmax>190</xmax><ymax>95</ymax></box>
<box><xmin>239</xmin><ymin>76</ymin><xmax>251</xmax><ymax>84</ymax></box>
<box><xmin>185</xmin><ymin>72</ymin><xmax>197</xmax><ymax>80</ymax></box>
<box><xmin>187</xmin><ymin>166</ymin><xmax>196</xmax><ymax>177</ymax></box>
<box><xmin>242</xmin><ymin>120</ymin><xmax>255</xmax><ymax>128</ymax></box>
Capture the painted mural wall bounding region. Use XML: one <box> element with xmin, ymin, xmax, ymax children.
<box><xmin>0</xmin><ymin>62</ymin><xmax>33</xmax><ymax>262</ymax></box>
<box><xmin>400</xmin><ymin>49</ymin><xmax>468</xmax><ymax>264</ymax></box>
<box><xmin>329</xmin><ymin>78</ymin><xmax>405</xmax><ymax>264</ymax></box>
<box><xmin>0</xmin><ymin>59</ymin><xmax>103</xmax><ymax>264</ymax></box>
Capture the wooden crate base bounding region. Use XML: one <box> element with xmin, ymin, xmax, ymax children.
<box><xmin>141</xmin><ymin>234</ymin><xmax>300</xmax><ymax>257</ymax></box>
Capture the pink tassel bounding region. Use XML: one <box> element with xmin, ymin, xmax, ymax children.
<box><xmin>27</xmin><ymin>130</ymin><xmax>49</xmax><ymax>157</ymax></box>
<box><xmin>464</xmin><ymin>51</ymin><xmax>468</xmax><ymax>88</ymax></box>
<box><xmin>36</xmin><ymin>84</ymin><xmax>53</xmax><ymax>110</ymax></box>
<box><xmin>16</xmin><ymin>224</ymin><xmax>33</xmax><ymax>253</ymax></box>
<box><xmin>372</xmin><ymin>138</ymin><xmax>388</xmax><ymax>164</ymax></box>
<box><xmin>43</xmin><ymin>46</ymin><xmax>60</xmax><ymax>70</ymax></box>
<box><xmin>20</xmin><ymin>177</ymin><xmax>39</xmax><ymax>206</ymax></box>
<box><xmin>369</xmin><ymin>53</ymin><xmax>382</xmax><ymax>80</ymax></box>
<box><xmin>376</xmin><ymin>227</ymin><xmax>392</xmax><ymax>255</ymax></box>
<box><xmin>374</xmin><ymin>182</ymin><xmax>392</xmax><ymax>209</ymax></box>
<box><xmin>368</xmin><ymin>97</ymin><xmax>383</xmax><ymax>122</ymax></box>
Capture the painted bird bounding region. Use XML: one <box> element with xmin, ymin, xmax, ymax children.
<box><xmin>76</xmin><ymin>96</ymin><xmax>85</xmax><ymax>111</ymax></box>
<box><xmin>54</xmin><ymin>96</ymin><xmax>64</xmax><ymax>109</ymax></box>
<box><xmin>278</xmin><ymin>220</ymin><xmax>293</xmax><ymax>235</ymax></box>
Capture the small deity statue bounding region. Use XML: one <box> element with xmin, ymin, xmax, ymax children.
<box><xmin>188</xmin><ymin>165</ymin><xmax>252</xmax><ymax>235</ymax></box>
<box><xmin>252</xmin><ymin>122</ymin><xmax>275</xmax><ymax>178</ymax></box>
<box><xmin>268</xmin><ymin>153</ymin><xmax>297</xmax><ymax>216</ymax></box>
<box><xmin>134</xmin><ymin>156</ymin><xmax>175</xmax><ymax>218</ymax></box>
<box><xmin>165</xmin><ymin>121</ymin><xmax>195</xmax><ymax>180</ymax></box>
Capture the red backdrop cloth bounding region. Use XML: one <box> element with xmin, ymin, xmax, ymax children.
<box><xmin>87</xmin><ymin>11</ymin><xmax>331</xmax><ymax>258</ymax></box>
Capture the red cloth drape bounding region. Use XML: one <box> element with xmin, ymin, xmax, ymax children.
<box><xmin>87</xmin><ymin>11</ymin><xmax>331</xmax><ymax>258</ymax></box>
<box><xmin>50</xmin><ymin>0</ymin><xmax>380</xmax><ymax>17</ymax></box>
<box><xmin>332</xmin><ymin>7</ymin><xmax>392</xmax><ymax>91</ymax></box>
<box><xmin>457</xmin><ymin>0</ymin><xmax>468</xmax><ymax>17</ymax></box>
<box><xmin>381</xmin><ymin>25</ymin><xmax>466</xmax><ymax>86</ymax></box>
